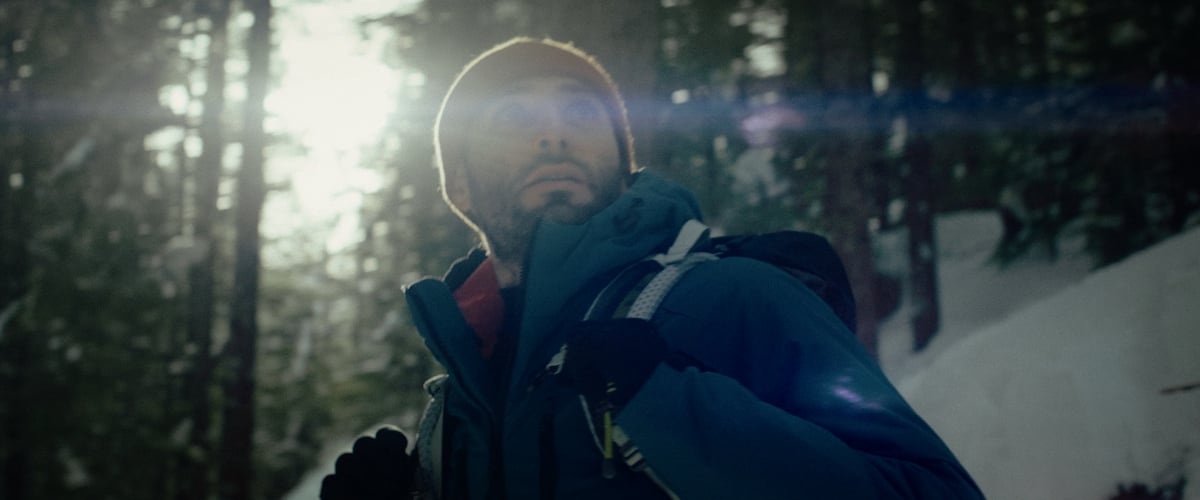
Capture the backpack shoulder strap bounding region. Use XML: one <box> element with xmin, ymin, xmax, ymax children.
<box><xmin>563</xmin><ymin>220</ymin><xmax>714</xmax><ymax>500</ymax></box>
<box><xmin>625</xmin><ymin>251</ymin><xmax>715</xmax><ymax>320</ymax></box>
<box><xmin>654</xmin><ymin>219</ymin><xmax>710</xmax><ymax>266</ymax></box>
<box><xmin>584</xmin><ymin>219</ymin><xmax>715</xmax><ymax>321</ymax></box>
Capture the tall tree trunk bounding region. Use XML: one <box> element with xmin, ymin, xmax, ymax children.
<box><xmin>895</xmin><ymin>0</ymin><xmax>940</xmax><ymax>350</ymax></box>
<box><xmin>784</xmin><ymin>0</ymin><xmax>825</xmax><ymax>89</ymax></box>
<box><xmin>162</xmin><ymin>8</ymin><xmax>199</xmax><ymax>490</ymax></box>
<box><xmin>1159</xmin><ymin>0</ymin><xmax>1200</xmax><ymax>231</ymax></box>
<box><xmin>1</xmin><ymin>19</ymin><xmax>28</xmax><ymax>500</ymax></box>
<box><xmin>1</xmin><ymin>26</ymin><xmax>35</xmax><ymax>499</ymax></box>
<box><xmin>218</xmin><ymin>0</ymin><xmax>270</xmax><ymax>498</ymax></box>
<box><xmin>943</xmin><ymin>0</ymin><xmax>983</xmax><ymax>202</ymax></box>
<box><xmin>1023</xmin><ymin>0</ymin><xmax>1050</xmax><ymax>83</ymax></box>
<box><xmin>810</xmin><ymin>0</ymin><xmax>881</xmax><ymax>356</ymax></box>
<box><xmin>182</xmin><ymin>1</ymin><xmax>230</xmax><ymax>498</ymax></box>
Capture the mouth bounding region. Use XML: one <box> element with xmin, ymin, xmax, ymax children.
<box><xmin>520</xmin><ymin>162</ymin><xmax>587</xmax><ymax>190</ymax></box>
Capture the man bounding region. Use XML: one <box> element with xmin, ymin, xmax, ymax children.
<box><xmin>321</xmin><ymin>37</ymin><xmax>983</xmax><ymax>499</ymax></box>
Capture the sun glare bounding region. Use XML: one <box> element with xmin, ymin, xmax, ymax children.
<box><xmin>264</xmin><ymin>0</ymin><xmax>415</xmax><ymax>261</ymax></box>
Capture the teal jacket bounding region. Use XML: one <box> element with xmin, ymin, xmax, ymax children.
<box><xmin>405</xmin><ymin>172</ymin><xmax>983</xmax><ymax>499</ymax></box>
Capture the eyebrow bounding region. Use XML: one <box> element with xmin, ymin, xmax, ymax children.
<box><xmin>555</xmin><ymin>80</ymin><xmax>595</xmax><ymax>96</ymax></box>
<box><xmin>496</xmin><ymin>78</ymin><xmax>600</xmax><ymax>100</ymax></box>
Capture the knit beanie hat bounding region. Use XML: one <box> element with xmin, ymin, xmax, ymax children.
<box><xmin>433</xmin><ymin>37</ymin><xmax>637</xmax><ymax>224</ymax></box>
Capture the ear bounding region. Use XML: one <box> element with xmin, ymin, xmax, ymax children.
<box><xmin>446</xmin><ymin>167</ymin><xmax>473</xmax><ymax>214</ymax></box>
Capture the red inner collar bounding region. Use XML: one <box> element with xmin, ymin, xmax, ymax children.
<box><xmin>452</xmin><ymin>258</ymin><xmax>504</xmax><ymax>359</ymax></box>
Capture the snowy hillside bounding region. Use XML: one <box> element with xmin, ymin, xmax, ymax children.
<box><xmin>877</xmin><ymin>211</ymin><xmax>1095</xmax><ymax>381</ymax></box>
<box><xmin>898</xmin><ymin>226</ymin><xmax>1200</xmax><ymax>500</ymax></box>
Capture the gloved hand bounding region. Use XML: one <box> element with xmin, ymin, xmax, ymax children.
<box><xmin>319</xmin><ymin>426</ymin><xmax>416</xmax><ymax>500</ymax></box>
<box><xmin>561</xmin><ymin>318</ymin><xmax>668</xmax><ymax>412</ymax></box>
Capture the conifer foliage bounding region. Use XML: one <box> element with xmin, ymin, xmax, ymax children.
<box><xmin>0</xmin><ymin>0</ymin><xmax>1195</xmax><ymax>498</ymax></box>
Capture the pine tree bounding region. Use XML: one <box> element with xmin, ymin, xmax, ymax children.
<box><xmin>894</xmin><ymin>0</ymin><xmax>941</xmax><ymax>350</ymax></box>
<box><xmin>219</xmin><ymin>0</ymin><xmax>271</xmax><ymax>498</ymax></box>
<box><xmin>181</xmin><ymin>1</ymin><xmax>231</xmax><ymax>498</ymax></box>
<box><xmin>785</xmin><ymin>0</ymin><xmax>882</xmax><ymax>355</ymax></box>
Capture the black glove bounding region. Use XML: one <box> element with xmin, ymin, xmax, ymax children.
<box><xmin>562</xmin><ymin>318</ymin><xmax>668</xmax><ymax>412</ymax></box>
<box><xmin>320</xmin><ymin>426</ymin><xmax>416</xmax><ymax>500</ymax></box>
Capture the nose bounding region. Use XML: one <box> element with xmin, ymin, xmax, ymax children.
<box><xmin>536</xmin><ymin>135</ymin><xmax>567</xmax><ymax>154</ymax></box>
<box><xmin>532</xmin><ymin>109</ymin><xmax>568</xmax><ymax>154</ymax></box>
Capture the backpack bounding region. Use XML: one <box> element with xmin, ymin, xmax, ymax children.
<box><xmin>416</xmin><ymin>219</ymin><xmax>857</xmax><ymax>498</ymax></box>
<box><xmin>581</xmin><ymin>219</ymin><xmax>856</xmax><ymax>332</ymax></box>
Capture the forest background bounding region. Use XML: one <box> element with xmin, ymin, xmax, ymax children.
<box><xmin>1</xmin><ymin>0</ymin><xmax>1197</xmax><ymax>499</ymax></box>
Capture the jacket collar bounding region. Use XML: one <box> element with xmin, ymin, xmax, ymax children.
<box><xmin>406</xmin><ymin>171</ymin><xmax>704</xmax><ymax>409</ymax></box>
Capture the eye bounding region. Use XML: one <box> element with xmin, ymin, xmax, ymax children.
<box><xmin>564</xmin><ymin>98</ymin><xmax>605</xmax><ymax>127</ymax></box>
<box><xmin>490</xmin><ymin>102</ymin><xmax>534</xmax><ymax>129</ymax></box>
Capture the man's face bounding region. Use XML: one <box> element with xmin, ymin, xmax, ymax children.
<box><xmin>458</xmin><ymin>75</ymin><xmax>626</xmax><ymax>260</ymax></box>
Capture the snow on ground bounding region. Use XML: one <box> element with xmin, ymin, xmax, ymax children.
<box><xmin>877</xmin><ymin>211</ymin><xmax>1095</xmax><ymax>381</ymax></box>
<box><xmin>895</xmin><ymin>224</ymin><xmax>1200</xmax><ymax>500</ymax></box>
